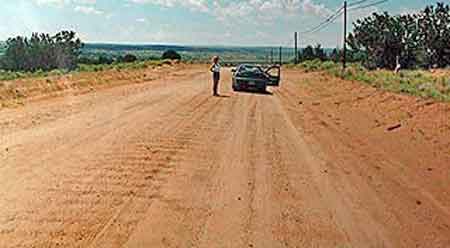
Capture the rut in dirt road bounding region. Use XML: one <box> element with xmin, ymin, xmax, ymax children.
<box><xmin>1</xmin><ymin>68</ymin><xmax>450</xmax><ymax>248</ymax></box>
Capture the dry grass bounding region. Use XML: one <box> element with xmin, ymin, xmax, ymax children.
<box><xmin>289</xmin><ymin>60</ymin><xmax>450</xmax><ymax>102</ymax></box>
<box><xmin>0</xmin><ymin>61</ymin><xmax>184</xmax><ymax>108</ymax></box>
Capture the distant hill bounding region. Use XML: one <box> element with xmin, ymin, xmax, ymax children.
<box><xmin>0</xmin><ymin>41</ymin><xmax>335</xmax><ymax>63</ymax></box>
<box><xmin>83</xmin><ymin>43</ymin><xmax>284</xmax><ymax>53</ymax></box>
<box><xmin>82</xmin><ymin>43</ymin><xmax>298</xmax><ymax>63</ymax></box>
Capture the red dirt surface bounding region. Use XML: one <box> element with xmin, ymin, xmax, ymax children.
<box><xmin>0</xmin><ymin>66</ymin><xmax>449</xmax><ymax>247</ymax></box>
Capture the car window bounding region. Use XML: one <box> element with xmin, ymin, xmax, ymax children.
<box><xmin>238</xmin><ymin>65</ymin><xmax>264</xmax><ymax>74</ymax></box>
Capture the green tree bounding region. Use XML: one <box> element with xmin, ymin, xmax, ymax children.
<box><xmin>161</xmin><ymin>50</ymin><xmax>181</xmax><ymax>60</ymax></box>
<box><xmin>418</xmin><ymin>2</ymin><xmax>450</xmax><ymax>68</ymax></box>
<box><xmin>301</xmin><ymin>45</ymin><xmax>315</xmax><ymax>61</ymax></box>
<box><xmin>348</xmin><ymin>12</ymin><xmax>406</xmax><ymax>69</ymax></box>
<box><xmin>314</xmin><ymin>44</ymin><xmax>326</xmax><ymax>61</ymax></box>
<box><xmin>329</xmin><ymin>48</ymin><xmax>340</xmax><ymax>62</ymax></box>
<box><xmin>0</xmin><ymin>31</ymin><xmax>83</xmax><ymax>71</ymax></box>
<box><xmin>120</xmin><ymin>54</ymin><xmax>138</xmax><ymax>63</ymax></box>
<box><xmin>52</xmin><ymin>31</ymin><xmax>83</xmax><ymax>70</ymax></box>
<box><xmin>98</xmin><ymin>55</ymin><xmax>114</xmax><ymax>65</ymax></box>
<box><xmin>348</xmin><ymin>2</ymin><xmax>450</xmax><ymax>69</ymax></box>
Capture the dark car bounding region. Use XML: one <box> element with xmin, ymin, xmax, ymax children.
<box><xmin>231</xmin><ymin>64</ymin><xmax>280</xmax><ymax>92</ymax></box>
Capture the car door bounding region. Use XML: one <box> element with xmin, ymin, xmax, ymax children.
<box><xmin>265</xmin><ymin>65</ymin><xmax>280</xmax><ymax>86</ymax></box>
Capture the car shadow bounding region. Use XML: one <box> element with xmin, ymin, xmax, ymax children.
<box><xmin>236</xmin><ymin>90</ymin><xmax>273</xmax><ymax>96</ymax></box>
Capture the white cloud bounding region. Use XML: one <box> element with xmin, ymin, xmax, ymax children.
<box><xmin>74</xmin><ymin>6</ymin><xmax>103</xmax><ymax>15</ymax></box>
<box><xmin>302</xmin><ymin>0</ymin><xmax>332</xmax><ymax>17</ymax></box>
<box><xmin>128</xmin><ymin>0</ymin><xmax>209</xmax><ymax>12</ymax></box>
<box><xmin>34</xmin><ymin>0</ymin><xmax>66</xmax><ymax>6</ymax></box>
<box><xmin>76</xmin><ymin>0</ymin><xmax>96</xmax><ymax>4</ymax></box>
<box><xmin>136</xmin><ymin>18</ymin><xmax>147</xmax><ymax>22</ymax></box>
<box><xmin>124</xmin><ymin>0</ymin><xmax>332</xmax><ymax>21</ymax></box>
<box><xmin>34</xmin><ymin>0</ymin><xmax>96</xmax><ymax>6</ymax></box>
<box><xmin>34</xmin><ymin>0</ymin><xmax>105</xmax><ymax>16</ymax></box>
<box><xmin>211</xmin><ymin>0</ymin><xmax>332</xmax><ymax>24</ymax></box>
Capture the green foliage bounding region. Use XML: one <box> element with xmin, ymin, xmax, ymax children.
<box><xmin>120</xmin><ymin>54</ymin><xmax>138</xmax><ymax>63</ymax></box>
<box><xmin>296</xmin><ymin>44</ymin><xmax>357</xmax><ymax>63</ymax></box>
<box><xmin>0</xmin><ymin>60</ymin><xmax>165</xmax><ymax>81</ymax></box>
<box><xmin>77</xmin><ymin>60</ymin><xmax>165</xmax><ymax>73</ymax></box>
<box><xmin>0</xmin><ymin>41</ymin><xmax>5</xmax><ymax>56</ymax></box>
<box><xmin>313</xmin><ymin>44</ymin><xmax>326</xmax><ymax>61</ymax></box>
<box><xmin>80</xmin><ymin>44</ymin><xmax>302</xmax><ymax>64</ymax></box>
<box><xmin>329</xmin><ymin>48</ymin><xmax>340</xmax><ymax>62</ymax></box>
<box><xmin>348</xmin><ymin>2</ymin><xmax>450</xmax><ymax>69</ymax></box>
<box><xmin>299</xmin><ymin>45</ymin><xmax>315</xmax><ymax>61</ymax></box>
<box><xmin>0</xmin><ymin>68</ymin><xmax>66</xmax><ymax>81</ymax></box>
<box><xmin>295</xmin><ymin>60</ymin><xmax>450</xmax><ymax>102</ymax></box>
<box><xmin>0</xmin><ymin>31</ymin><xmax>83</xmax><ymax>71</ymax></box>
<box><xmin>161</xmin><ymin>50</ymin><xmax>181</xmax><ymax>60</ymax></box>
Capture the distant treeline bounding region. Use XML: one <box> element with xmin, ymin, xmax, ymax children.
<box><xmin>297</xmin><ymin>44</ymin><xmax>347</xmax><ymax>63</ymax></box>
<box><xmin>0</xmin><ymin>31</ymin><xmax>186</xmax><ymax>72</ymax></box>
<box><xmin>78</xmin><ymin>49</ymin><xmax>181</xmax><ymax>65</ymax></box>
<box><xmin>78</xmin><ymin>53</ymin><xmax>139</xmax><ymax>65</ymax></box>
<box><xmin>348</xmin><ymin>2</ymin><xmax>450</xmax><ymax>69</ymax></box>
<box><xmin>0</xmin><ymin>31</ymin><xmax>82</xmax><ymax>71</ymax></box>
<box><xmin>83</xmin><ymin>43</ymin><xmax>281</xmax><ymax>54</ymax></box>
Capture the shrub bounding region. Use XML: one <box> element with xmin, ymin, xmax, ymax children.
<box><xmin>161</xmin><ymin>50</ymin><xmax>181</xmax><ymax>60</ymax></box>
<box><xmin>295</xmin><ymin>60</ymin><xmax>450</xmax><ymax>101</ymax></box>
<box><xmin>0</xmin><ymin>31</ymin><xmax>83</xmax><ymax>71</ymax></box>
<box><xmin>120</xmin><ymin>54</ymin><xmax>138</xmax><ymax>63</ymax></box>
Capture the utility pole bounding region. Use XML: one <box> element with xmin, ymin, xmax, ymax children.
<box><xmin>343</xmin><ymin>0</ymin><xmax>347</xmax><ymax>71</ymax></box>
<box><xmin>271</xmin><ymin>48</ymin><xmax>274</xmax><ymax>64</ymax></box>
<box><xmin>279</xmin><ymin>46</ymin><xmax>282</xmax><ymax>65</ymax></box>
<box><xmin>294</xmin><ymin>32</ymin><xmax>298</xmax><ymax>64</ymax></box>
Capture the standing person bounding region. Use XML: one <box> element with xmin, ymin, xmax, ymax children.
<box><xmin>210</xmin><ymin>56</ymin><xmax>221</xmax><ymax>96</ymax></box>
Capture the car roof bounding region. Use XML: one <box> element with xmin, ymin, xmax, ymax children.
<box><xmin>239</xmin><ymin>64</ymin><xmax>260</xmax><ymax>67</ymax></box>
<box><xmin>238</xmin><ymin>64</ymin><xmax>263</xmax><ymax>69</ymax></box>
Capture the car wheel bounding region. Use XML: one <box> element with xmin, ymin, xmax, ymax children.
<box><xmin>259</xmin><ymin>86</ymin><xmax>266</xmax><ymax>93</ymax></box>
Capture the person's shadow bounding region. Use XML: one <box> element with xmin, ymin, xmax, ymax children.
<box><xmin>215</xmin><ymin>94</ymin><xmax>231</xmax><ymax>98</ymax></box>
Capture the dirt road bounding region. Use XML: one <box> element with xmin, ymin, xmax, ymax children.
<box><xmin>1</xmin><ymin>66</ymin><xmax>449</xmax><ymax>247</ymax></box>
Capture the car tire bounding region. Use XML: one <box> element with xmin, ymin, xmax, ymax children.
<box><xmin>259</xmin><ymin>85</ymin><xmax>266</xmax><ymax>93</ymax></box>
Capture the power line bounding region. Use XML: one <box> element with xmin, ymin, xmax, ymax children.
<box><xmin>349</xmin><ymin>0</ymin><xmax>389</xmax><ymax>11</ymax></box>
<box><xmin>301</xmin><ymin>0</ymin><xmax>389</xmax><ymax>35</ymax></box>
<box><xmin>308</xmin><ymin>0</ymin><xmax>388</xmax><ymax>34</ymax></box>
<box><xmin>348</xmin><ymin>0</ymin><xmax>372</xmax><ymax>7</ymax></box>
<box><xmin>293</xmin><ymin>0</ymin><xmax>389</xmax><ymax>70</ymax></box>
<box><xmin>301</xmin><ymin>7</ymin><xmax>344</xmax><ymax>34</ymax></box>
<box><xmin>308</xmin><ymin>11</ymin><xmax>344</xmax><ymax>34</ymax></box>
<box><xmin>343</xmin><ymin>0</ymin><xmax>348</xmax><ymax>71</ymax></box>
<box><xmin>300</xmin><ymin>6</ymin><xmax>344</xmax><ymax>34</ymax></box>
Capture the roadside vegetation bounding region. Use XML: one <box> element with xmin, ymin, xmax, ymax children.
<box><xmin>0</xmin><ymin>60</ymin><xmax>172</xmax><ymax>81</ymax></box>
<box><xmin>292</xmin><ymin>2</ymin><xmax>450</xmax><ymax>102</ymax></box>
<box><xmin>0</xmin><ymin>31</ymin><xmax>181</xmax><ymax>81</ymax></box>
<box><xmin>289</xmin><ymin>60</ymin><xmax>450</xmax><ymax>102</ymax></box>
<box><xmin>309</xmin><ymin>2</ymin><xmax>450</xmax><ymax>70</ymax></box>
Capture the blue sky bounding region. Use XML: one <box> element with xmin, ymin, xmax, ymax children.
<box><xmin>0</xmin><ymin>0</ymin><xmax>443</xmax><ymax>47</ymax></box>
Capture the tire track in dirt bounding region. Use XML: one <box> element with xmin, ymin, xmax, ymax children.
<box><xmin>0</xmin><ymin>72</ymin><xmax>217</xmax><ymax>247</ymax></box>
<box><xmin>2</xmin><ymin>67</ymin><xmax>449</xmax><ymax>247</ymax></box>
<box><xmin>125</xmin><ymin>86</ymin><xmax>350</xmax><ymax>247</ymax></box>
<box><xmin>87</xmin><ymin>90</ymin><xmax>229</xmax><ymax>247</ymax></box>
<box><xmin>0</xmin><ymin>76</ymin><xmax>207</xmax><ymax>203</ymax></box>
<box><xmin>249</xmin><ymin>92</ymin><xmax>350</xmax><ymax>247</ymax></box>
<box><xmin>276</xmin><ymin>72</ymin><xmax>450</xmax><ymax>247</ymax></box>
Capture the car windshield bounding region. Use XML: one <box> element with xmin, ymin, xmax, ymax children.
<box><xmin>237</xmin><ymin>65</ymin><xmax>265</xmax><ymax>77</ymax></box>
